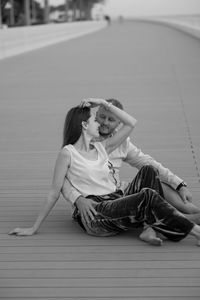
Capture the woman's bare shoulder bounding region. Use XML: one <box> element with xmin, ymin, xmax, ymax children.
<box><xmin>56</xmin><ymin>147</ymin><xmax>71</xmax><ymax>164</ymax></box>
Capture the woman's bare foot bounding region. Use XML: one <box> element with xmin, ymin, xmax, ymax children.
<box><xmin>139</xmin><ymin>226</ymin><xmax>163</xmax><ymax>246</ymax></box>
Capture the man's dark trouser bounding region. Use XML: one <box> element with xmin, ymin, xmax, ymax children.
<box><xmin>78</xmin><ymin>165</ymin><xmax>194</xmax><ymax>240</ymax></box>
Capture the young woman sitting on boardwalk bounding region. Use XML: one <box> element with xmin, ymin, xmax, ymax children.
<box><xmin>9</xmin><ymin>98</ymin><xmax>200</xmax><ymax>246</ymax></box>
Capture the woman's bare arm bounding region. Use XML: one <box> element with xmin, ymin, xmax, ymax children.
<box><xmin>9</xmin><ymin>149</ymin><xmax>70</xmax><ymax>236</ymax></box>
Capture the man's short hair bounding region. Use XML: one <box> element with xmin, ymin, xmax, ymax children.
<box><xmin>106</xmin><ymin>98</ymin><xmax>123</xmax><ymax>110</ymax></box>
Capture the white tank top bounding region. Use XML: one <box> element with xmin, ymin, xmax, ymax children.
<box><xmin>64</xmin><ymin>142</ymin><xmax>117</xmax><ymax>197</ymax></box>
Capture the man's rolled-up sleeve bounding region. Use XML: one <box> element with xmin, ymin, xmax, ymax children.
<box><xmin>124</xmin><ymin>141</ymin><xmax>183</xmax><ymax>190</ymax></box>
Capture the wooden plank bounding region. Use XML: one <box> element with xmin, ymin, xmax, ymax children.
<box><xmin>0</xmin><ymin>235</ymin><xmax>197</xmax><ymax>246</ymax></box>
<box><xmin>0</xmin><ymin>298</ymin><xmax>199</xmax><ymax>300</ymax></box>
<box><xmin>0</xmin><ymin>277</ymin><xmax>199</xmax><ymax>287</ymax></box>
<box><xmin>0</xmin><ymin>252</ymin><xmax>200</xmax><ymax>262</ymax></box>
<box><xmin>0</xmin><ymin>236</ymin><xmax>197</xmax><ymax>246</ymax></box>
<box><xmin>1</xmin><ymin>268</ymin><xmax>199</xmax><ymax>279</ymax></box>
<box><xmin>0</xmin><ymin>261</ymin><xmax>200</xmax><ymax>269</ymax></box>
<box><xmin>0</xmin><ymin>287</ymin><xmax>200</xmax><ymax>298</ymax></box>
<box><xmin>0</xmin><ymin>245</ymin><xmax>199</xmax><ymax>254</ymax></box>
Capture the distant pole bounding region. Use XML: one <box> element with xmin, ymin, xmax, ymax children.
<box><xmin>79</xmin><ymin>0</ymin><xmax>83</xmax><ymax>20</ymax></box>
<box><xmin>10</xmin><ymin>0</ymin><xmax>15</xmax><ymax>26</ymax></box>
<box><xmin>24</xmin><ymin>0</ymin><xmax>31</xmax><ymax>25</ymax></box>
<box><xmin>32</xmin><ymin>0</ymin><xmax>36</xmax><ymax>22</ymax></box>
<box><xmin>65</xmin><ymin>0</ymin><xmax>69</xmax><ymax>22</ymax></box>
<box><xmin>44</xmin><ymin>0</ymin><xmax>49</xmax><ymax>24</ymax></box>
<box><xmin>85</xmin><ymin>0</ymin><xmax>92</xmax><ymax>20</ymax></box>
<box><xmin>73</xmin><ymin>0</ymin><xmax>76</xmax><ymax>21</ymax></box>
<box><xmin>0</xmin><ymin>0</ymin><xmax>2</xmax><ymax>28</ymax></box>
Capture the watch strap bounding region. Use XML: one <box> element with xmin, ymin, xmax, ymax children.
<box><xmin>176</xmin><ymin>181</ymin><xmax>187</xmax><ymax>191</ymax></box>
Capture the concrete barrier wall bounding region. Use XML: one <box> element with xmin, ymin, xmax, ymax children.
<box><xmin>0</xmin><ymin>21</ymin><xmax>106</xmax><ymax>60</ymax></box>
<box><xmin>141</xmin><ymin>15</ymin><xmax>200</xmax><ymax>40</ymax></box>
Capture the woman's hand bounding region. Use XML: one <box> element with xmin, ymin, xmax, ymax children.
<box><xmin>80</xmin><ymin>98</ymin><xmax>106</xmax><ymax>108</ymax></box>
<box><xmin>75</xmin><ymin>196</ymin><xmax>97</xmax><ymax>224</ymax></box>
<box><xmin>9</xmin><ymin>227</ymin><xmax>36</xmax><ymax>236</ymax></box>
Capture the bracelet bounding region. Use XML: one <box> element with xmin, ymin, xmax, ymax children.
<box><xmin>176</xmin><ymin>181</ymin><xmax>187</xmax><ymax>191</ymax></box>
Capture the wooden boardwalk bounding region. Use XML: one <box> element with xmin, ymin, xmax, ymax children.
<box><xmin>0</xmin><ymin>21</ymin><xmax>200</xmax><ymax>299</ymax></box>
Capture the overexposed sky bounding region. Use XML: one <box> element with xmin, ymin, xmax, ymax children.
<box><xmin>37</xmin><ymin>0</ymin><xmax>63</xmax><ymax>7</ymax></box>
<box><xmin>104</xmin><ymin>0</ymin><xmax>200</xmax><ymax>17</ymax></box>
<box><xmin>49</xmin><ymin>0</ymin><xmax>64</xmax><ymax>5</ymax></box>
<box><xmin>40</xmin><ymin>0</ymin><xmax>200</xmax><ymax>17</ymax></box>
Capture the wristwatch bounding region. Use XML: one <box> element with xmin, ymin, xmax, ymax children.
<box><xmin>176</xmin><ymin>181</ymin><xmax>187</xmax><ymax>191</ymax></box>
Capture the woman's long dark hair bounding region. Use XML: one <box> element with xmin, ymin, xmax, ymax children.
<box><xmin>62</xmin><ymin>106</ymin><xmax>91</xmax><ymax>147</ymax></box>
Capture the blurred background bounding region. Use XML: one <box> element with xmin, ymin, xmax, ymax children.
<box><xmin>0</xmin><ymin>0</ymin><xmax>106</xmax><ymax>27</ymax></box>
<box><xmin>1</xmin><ymin>0</ymin><xmax>200</xmax><ymax>28</ymax></box>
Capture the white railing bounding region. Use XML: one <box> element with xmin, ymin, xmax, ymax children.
<box><xmin>0</xmin><ymin>21</ymin><xmax>106</xmax><ymax>60</ymax></box>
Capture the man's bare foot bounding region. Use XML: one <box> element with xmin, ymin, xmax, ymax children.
<box><xmin>139</xmin><ymin>227</ymin><xmax>163</xmax><ymax>246</ymax></box>
<box><xmin>185</xmin><ymin>212</ymin><xmax>200</xmax><ymax>225</ymax></box>
<box><xmin>189</xmin><ymin>224</ymin><xmax>200</xmax><ymax>246</ymax></box>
